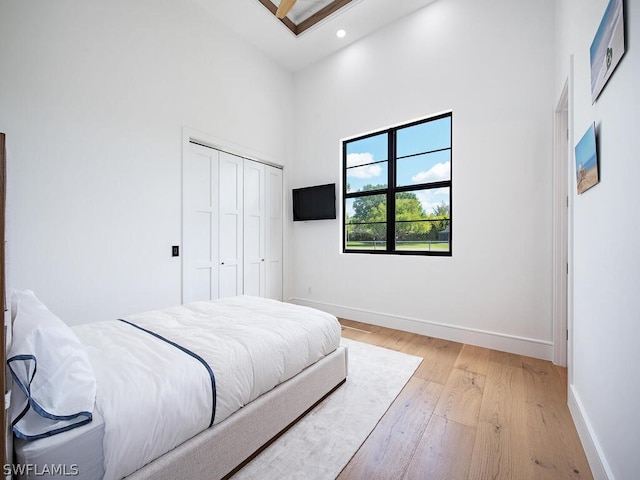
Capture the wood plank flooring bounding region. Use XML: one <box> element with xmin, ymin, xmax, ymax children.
<box><xmin>337</xmin><ymin>319</ymin><xmax>592</xmax><ymax>480</ymax></box>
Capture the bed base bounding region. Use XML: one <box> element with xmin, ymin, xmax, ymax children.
<box><xmin>125</xmin><ymin>345</ymin><xmax>348</xmax><ymax>480</ymax></box>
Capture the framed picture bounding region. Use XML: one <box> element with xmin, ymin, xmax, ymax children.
<box><xmin>575</xmin><ymin>123</ymin><xmax>599</xmax><ymax>195</ymax></box>
<box><xmin>590</xmin><ymin>0</ymin><xmax>626</xmax><ymax>103</ymax></box>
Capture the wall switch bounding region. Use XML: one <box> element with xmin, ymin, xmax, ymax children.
<box><xmin>172</xmin><ymin>245</ymin><xmax>179</xmax><ymax>257</ymax></box>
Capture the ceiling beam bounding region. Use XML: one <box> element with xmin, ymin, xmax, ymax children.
<box><xmin>256</xmin><ymin>0</ymin><xmax>355</xmax><ymax>36</ymax></box>
<box><xmin>276</xmin><ymin>0</ymin><xmax>297</xmax><ymax>19</ymax></box>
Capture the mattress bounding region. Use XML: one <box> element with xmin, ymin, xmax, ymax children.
<box><xmin>11</xmin><ymin>295</ymin><xmax>341</xmax><ymax>480</ymax></box>
<box><xmin>14</xmin><ymin>409</ymin><xmax>105</xmax><ymax>480</ymax></box>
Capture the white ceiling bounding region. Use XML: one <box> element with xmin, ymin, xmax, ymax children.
<box><xmin>193</xmin><ymin>0</ymin><xmax>439</xmax><ymax>72</ymax></box>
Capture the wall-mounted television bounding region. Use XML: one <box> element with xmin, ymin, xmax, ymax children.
<box><xmin>292</xmin><ymin>183</ymin><xmax>336</xmax><ymax>221</ymax></box>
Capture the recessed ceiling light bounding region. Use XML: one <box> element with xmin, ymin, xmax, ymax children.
<box><xmin>336</xmin><ymin>29</ymin><xmax>346</xmax><ymax>38</ymax></box>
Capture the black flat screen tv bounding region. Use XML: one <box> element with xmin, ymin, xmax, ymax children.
<box><xmin>292</xmin><ymin>183</ymin><xmax>336</xmax><ymax>221</ymax></box>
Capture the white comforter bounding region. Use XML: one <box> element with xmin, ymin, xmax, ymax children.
<box><xmin>72</xmin><ymin>296</ymin><xmax>341</xmax><ymax>480</ymax></box>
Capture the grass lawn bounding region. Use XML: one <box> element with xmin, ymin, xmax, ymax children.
<box><xmin>346</xmin><ymin>241</ymin><xmax>449</xmax><ymax>251</ymax></box>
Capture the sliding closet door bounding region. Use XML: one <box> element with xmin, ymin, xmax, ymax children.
<box><xmin>218</xmin><ymin>152</ymin><xmax>243</xmax><ymax>298</ymax></box>
<box><xmin>265</xmin><ymin>166</ymin><xmax>283</xmax><ymax>300</ymax></box>
<box><xmin>183</xmin><ymin>144</ymin><xmax>220</xmax><ymax>303</ymax></box>
<box><xmin>243</xmin><ymin>159</ymin><xmax>266</xmax><ymax>297</ymax></box>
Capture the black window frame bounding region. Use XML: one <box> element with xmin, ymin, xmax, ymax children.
<box><xmin>342</xmin><ymin>111</ymin><xmax>453</xmax><ymax>256</ymax></box>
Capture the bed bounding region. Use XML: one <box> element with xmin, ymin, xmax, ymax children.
<box><xmin>7</xmin><ymin>291</ymin><xmax>347</xmax><ymax>480</ymax></box>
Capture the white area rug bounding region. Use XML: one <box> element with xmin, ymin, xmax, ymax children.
<box><xmin>232</xmin><ymin>338</ymin><xmax>423</xmax><ymax>479</ymax></box>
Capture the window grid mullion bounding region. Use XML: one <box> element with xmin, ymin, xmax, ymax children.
<box><xmin>387</xmin><ymin>130</ymin><xmax>396</xmax><ymax>252</ymax></box>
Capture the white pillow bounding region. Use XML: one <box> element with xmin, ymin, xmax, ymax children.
<box><xmin>7</xmin><ymin>290</ymin><xmax>97</xmax><ymax>440</ymax></box>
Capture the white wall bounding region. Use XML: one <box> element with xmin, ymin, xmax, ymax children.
<box><xmin>0</xmin><ymin>0</ymin><xmax>293</xmax><ymax>325</ymax></box>
<box><xmin>290</xmin><ymin>0</ymin><xmax>557</xmax><ymax>358</ymax></box>
<box><xmin>556</xmin><ymin>1</ymin><xmax>640</xmax><ymax>479</ymax></box>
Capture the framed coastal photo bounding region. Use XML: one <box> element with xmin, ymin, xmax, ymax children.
<box><xmin>575</xmin><ymin>123</ymin><xmax>599</xmax><ymax>195</ymax></box>
<box><xmin>590</xmin><ymin>0</ymin><xmax>625</xmax><ymax>103</ymax></box>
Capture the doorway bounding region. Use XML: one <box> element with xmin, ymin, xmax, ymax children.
<box><xmin>552</xmin><ymin>81</ymin><xmax>569</xmax><ymax>367</ymax></box>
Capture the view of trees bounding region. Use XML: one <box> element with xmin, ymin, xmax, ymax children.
<box><xmin>346</xmin><ymin>184</ymin><xmax>450</xmax><ymax>245</ymax></box>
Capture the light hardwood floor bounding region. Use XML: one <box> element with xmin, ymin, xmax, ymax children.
<box><xmin>337</xmin><ymin>319</ymin><xmax>592</xmax><ymax>480</ymax></box>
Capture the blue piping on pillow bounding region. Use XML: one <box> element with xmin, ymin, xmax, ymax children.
<box><xmin>7</xmin><ymin>354</ymin><xmax>94</xmax><ymax>441</ymax></box>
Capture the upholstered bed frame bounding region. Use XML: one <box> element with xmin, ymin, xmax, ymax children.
<box><xmin>10</xmin><ymin>321</ymin><xmax>347</xmax><ymax>480</ymax></box>
<box><xmin>128</xmin><ymin>345</ymin><xmax>347</xmax><ymax>480</ymax></box>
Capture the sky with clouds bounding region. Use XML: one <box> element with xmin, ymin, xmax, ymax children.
<box><xmin>345</xmin><ymin>116</ymin><xmax>451</xmax><ymax>214</ymax></box>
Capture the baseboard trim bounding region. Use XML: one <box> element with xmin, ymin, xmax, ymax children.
<box><xmin>289</xmin><ymin>297</ymin><xmax>553</xmax><ymax>360</ymax></box>
<box><xmin>568</xmin><ymin>385</ymin><xmax>613</xmax><ymax>480</ymax></box>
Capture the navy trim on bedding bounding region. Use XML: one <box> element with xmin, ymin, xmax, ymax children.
<box><xmin>7</xmin><ymin>354</ymin><xmax>93</xmax><ymax>440</ymax></box>
<box><xmin>118</xmin><ymin>319</ymin><xmax>217</xmax><ymax>427</ymax></box>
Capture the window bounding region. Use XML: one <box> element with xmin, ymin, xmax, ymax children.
<box><xmin>343</xmin><ymin>112</ymin><xmax>452</xmax><ymax>256</ymax></box>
